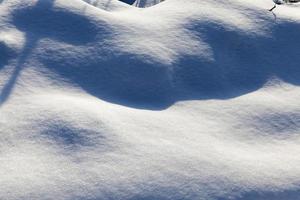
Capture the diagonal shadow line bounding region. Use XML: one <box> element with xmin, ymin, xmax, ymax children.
<box><xmin>0</xmin><ymin>0</ymin><xmax>54</xmax><ymax>107</ymax></box>
<box><xmin>0</xmin><ymin>36</ymin><xmax>38</xmax><ymax>106</ymax></box>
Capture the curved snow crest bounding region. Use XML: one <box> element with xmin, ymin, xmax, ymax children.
<box><xmin>2</xmin><ymin>0</ymin><xmax>300</xmax><ymax>109</ymax></box>
<box><xmin>1</xmin><ymin>0</ymin><xmax>300</xmax><ymax>200</ymax></box>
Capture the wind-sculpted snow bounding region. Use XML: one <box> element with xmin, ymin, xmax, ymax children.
<box><xmin>1</xmin><ymin>0</ymin><xmax>300</xmax><ymax>200</ymax></box>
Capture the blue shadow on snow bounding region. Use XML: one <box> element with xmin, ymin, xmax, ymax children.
<box><xmin>3</xmin><ymin>1</ymin><xmax>300</xmax><ymax>110</ymax></box>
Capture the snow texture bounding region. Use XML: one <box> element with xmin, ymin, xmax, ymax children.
<box><xmin>1</xmin><ymin>0</ymin><xmax>300</xmax><ymax>199</ymax></box>
<box><xmin>134</xmin><ymin>0</ymin><xmax>163</xmax><ymax>7</ymax></box>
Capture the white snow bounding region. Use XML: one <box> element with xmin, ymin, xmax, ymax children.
<box><xmin>134</xmin><ymin>0</ymin><xmax>163</xmax><ymax>7</ymax></box>
<box><xmin>1</xmin><ymin>0</ymin><xmax>300</xmax><ymax>199</ymax></box>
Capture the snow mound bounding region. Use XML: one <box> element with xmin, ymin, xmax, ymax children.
<box><xmin>1</xmin><ymin>0</ymin><xmax>300</xmax><ymax>199</ymax></box>
<box><xmin>134</xmin><ymin>0</ymin><xmax>164</xmax><ymax>7</ymax></box>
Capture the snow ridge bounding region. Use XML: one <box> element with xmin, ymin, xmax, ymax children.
<box><xmin>1</xmin><ymin>0</ymin><xmax>300</xmax><ymax>200</ymax></box>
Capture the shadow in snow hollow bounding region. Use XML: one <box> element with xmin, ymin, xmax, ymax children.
<box><xmin>39</xmin><ymin>19</ymin><xmax>300</xmax><ymax>110</ymax></box>
<box><xmin>4</xmin><ymin>1</ymin><xmax>300</xmax><ymax>110</ymax></box>
<box><xmin>0</xmin><ymin>0</ymin><xmax>98</xmax><ymax>106</ymax></box>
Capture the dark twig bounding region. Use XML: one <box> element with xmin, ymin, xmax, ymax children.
<box><xmin>269</xmin><ymin>4</ymin><xmax>276</xmax><ymax>11</ymax></box>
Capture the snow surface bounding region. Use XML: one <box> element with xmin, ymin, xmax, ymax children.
<box><xmin>134</xmin><ymin>0</ymin><xmax>163</xmax><ymax>7</ymax></box>
<box><xmin>1</xmin><ymin>0</ymin><xmax>300</xmax><ymax>199</ymax></box>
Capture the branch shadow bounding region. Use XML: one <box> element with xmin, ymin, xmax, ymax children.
<box><xmin>13</xmin><ymin>0</ymin><xmax>98</xmax><ymax>45</ymax></box>
<box><xmin>0</xmin><ymin>42</ymin><xmax>14</xmax><ymax>70</ymax></box>
<box><xmin>0</xmin><ymin>0</ymin><xmax>99</xmax><ymax>106</ymax></box>
<box><xmin>0</xmin><ymin>35</ymin><xmax>36</xmax><ymax>105</ymax></box>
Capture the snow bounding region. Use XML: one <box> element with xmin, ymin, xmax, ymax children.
<box><xmin>1</xmin><ymin>0</ymin><xmax>300</xmax><ymax>199</ymax></box>
<box><xmin>134</xmin><ymin>0</ymin><xmax>163</xmax><ymax>7</ymax></box>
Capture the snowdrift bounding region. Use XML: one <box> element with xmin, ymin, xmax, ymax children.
<box><xmin>1</xmin><ymin>0</ymin><xmax>300</xmax><ymax>199</ymax></box>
